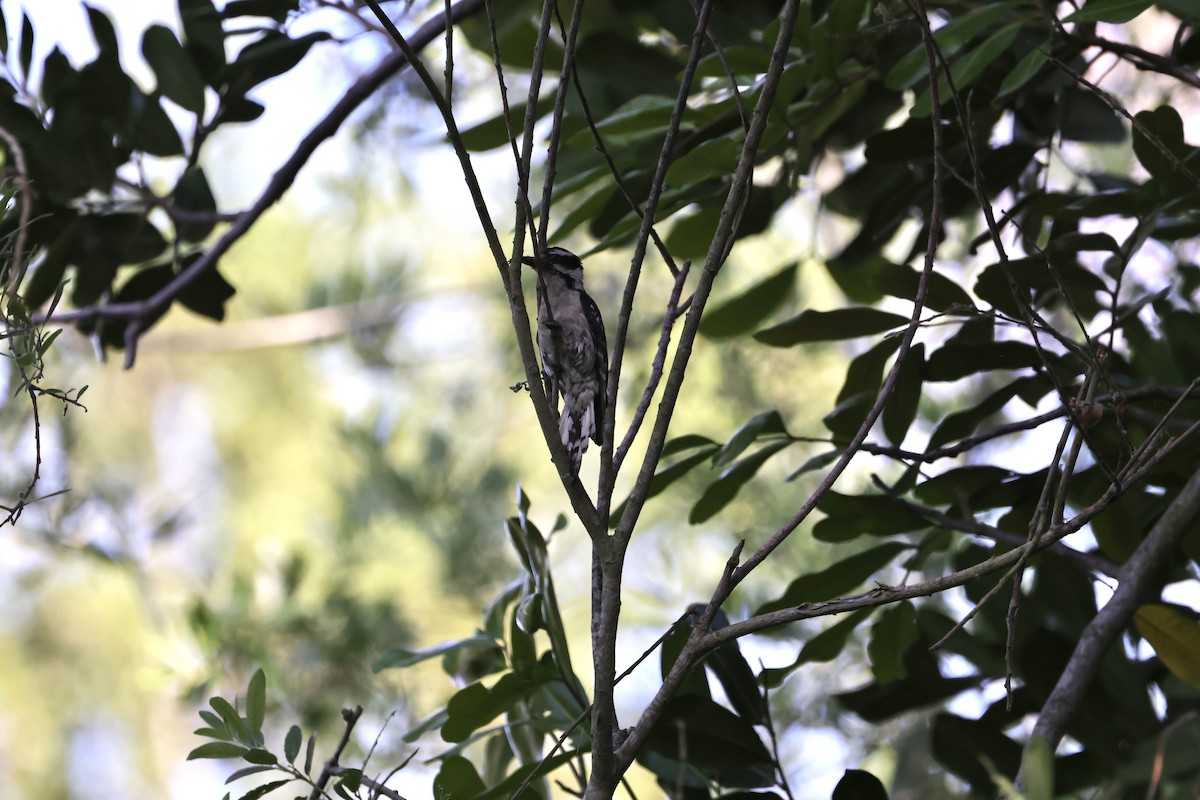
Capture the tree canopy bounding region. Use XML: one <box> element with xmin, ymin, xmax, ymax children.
<box><xmin>2</xmin><ymin>0</ymin><xmax>1200</xmax><ymax>799</ymax></box>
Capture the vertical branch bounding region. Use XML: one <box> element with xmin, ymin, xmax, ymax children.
<box><xmin>597</xmin><ymin>0</ymin><xmax>717</xmax><ymax>515</ymax></box>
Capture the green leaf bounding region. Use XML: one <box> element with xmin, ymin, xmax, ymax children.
<box><xmin>609</xmin><ymin>444</ymin><xmax>720</xmax><ymax>526</ymax></box>
<box><xmin>689</xmin><ymin>440</ymin><xmax>792</xmax><ymax>524</ymax></box>
<box><xmin>180</xmin><ymin>0</ymin><xmax>227</xmax><ymax>81</ymax></box>
<box><xmin>755</xmin><ymin>307</ymin><xmax>908</xmax><ymax>346</ymax></box>
<box><xmin>713</xmin><ymin>410</ymin><xmax>790</xmax><ymax>467</ymax></box>
<box><xmin>997</xmin><ymin>45</ymin><xmax>1049</xmax><ymax>97</ymax></box>
<box><xmin>872</xmin><ymin>264</ymin><xmax>975</xmax><ymax>313</ymax></box>
<box><xmin>459</xmin><ymin>94</ymin><xmax>557</xmax><ymax>152</ymax></box>
<box><xmin>374</xmin><ymin>634</ymin><xmax>499</xmax><ymax>672</ymax></box>
<box><xmin>129</xmin><ymin>92</ymin><xmax>185</xmax><ymax>156</ymax></box>
<box><xmin>188</xmin><ymin>741</ymin><xmax>249</xmax><ymax>760</ymax></box>
<box><xmin>761</xmin><ymin>608</ymin><xmax>875</xmax><ymax>688</ymax></box>
<box><xmin>18</xmin><ymin>13</ymin><xmax>33</xmax><ymax>79</ymax></box>
<box><xmin>221</xmin><ymin>30</ymin><xmax>331</xmax><ymax>94</ymax></box>
<box><xmin>245</xmin><ymin>669</ymin><xmax>266</xmax><ymax>736</ymax></box>
<box><xmin>662</xmin><ymin>434</ymin><xmax>719</xmax><ymax>457</ymax></box>
<box><xmin>700</xmin><ymin>262</ymin><xmax>799</xmax><ymax>340</ymax></box>
<box><xmin>283</xmin><ymin>726</ymin><xmax>301</xmax><ymax>764</ymax></box>
<box><xmin>666</xmin><ymin>133</ymin><xmax>743</xmax><ymax>186</ymax></box>
<box><xmin>1022</xmin><ymin>737</ymin><xmax>1054</xmax><ymax>800</ymax></box>
<box><xmin>924</xmin><ymin>340</ymin><xmax>1051</xmax><ymax>382</ymax></box>
<box><xmin>223</xmin><ymin>0</ymin><xmax>296</xmax><ymax>21</ymax></box>
<box><xmin>882</xmin><ymin>343</ymin><xmax>923</xmax><ymax>446</ymax></box>
<box><xmin>235</xmin><ymin>779</ymin><xmax>292</xmax><ymax>800</ymax></box>
<box><xmin>242</xmin><ymin>748</ymin><xmax>277</xmax><ymax>766</ymax></box>
<box><xmin>143</xmin><ymin>25</ymin><xmax>206</xmax><ymax>113</ymax></box>
<box><xmin>433</xmin><ymin>755</ymin><xmax>487</xmax><ymax>798</ymax></box>
<box><xmin>303</xmin><ymin>734</ymin><xmax>316</xmax><ymax>774</ymax></box>
<box><xmin>911</xmin><ymin>22</ymin><xmax>1024</xmax><ymax>117</ymax></box>
<box><xmin>177</xmin><ymin>257</ymin><xmax>236</xmax><ymax>320</ymax></box>
<box><xmin>884</xmin><ymin>2</ymin><xmax>1018</xmax><ymax>89</ymax></box>
<box><xmin>1064</xmin><ymin>0</ymin><xmax>1153</xmax><ymax>23</ymax></box>
<box><xmin>210</xmin><ymin>696</ymin><xmax>252</xmax><ymax>744</ymax></box>
<box><xmin>224</xmin><ymin>765</ymin><xmax>275</xmax><ymax>784</ymax></box>
<box><xmin>868</xmin><ymin>601</ymin><xmax>918</xmax><ymax>683</ymax></box>
<box><xmin>173</xmin><ymin>167</ymin><xmax>218</xmax><ymax>241</ymax></box>
<box><xmin>812</xmin><ymin>492</ymin><xmax>929</xmax><ymax>542</ymax></box>
<box><xmin>1133</xmin><ymin>106</ymin><xmax>1196</xmax><ymax>195</ymax></box>
<box><xmin>1135</xmin><ymin>604</ymin><xmax>1200</xmax><ymax>688</ymax></box>
<box><xmin>785</xmin><ymin>448</ymin><xmax>840</xmax><ymax>481</ymax></box>
<box><xmin>832</xmin><ymin>769</ymin><xmax>889</xmax><ymax>800</ymax></box>
<box><xmin>755</xmin><ymin>543</ymin><xmax>908</xmax><ymax>614</ymax></box>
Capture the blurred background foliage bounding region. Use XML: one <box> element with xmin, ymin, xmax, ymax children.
<box><xmin>0</xmin><ymin>0</ymin><xmax>1198</xmax><ymax>798</ymax></box>
<box><xmin>0</xmin><ymin>5</ymin><xmax>837</xmax><ymax>796</ymax></box>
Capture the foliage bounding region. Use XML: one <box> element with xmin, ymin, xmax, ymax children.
<box><xmin>3</xmin><ymin>0</ymin><xmax>1200</xmax><ymax>798</ymax></box>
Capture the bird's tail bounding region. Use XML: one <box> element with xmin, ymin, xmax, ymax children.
<box><xmin>560</xmin><ymin>394</ymin><xmax>597</xmax><ymax>477</ymax></box>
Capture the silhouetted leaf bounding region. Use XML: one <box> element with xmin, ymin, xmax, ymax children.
<box><xmin>178</xmin><ymin>257</ymin><xmax>236</xmax><ymax>321</ymax></box>
<box><xmin>832</xmin><ymin>769</ymin><xmax>889</xmax><ymax>800</ymax></box>
<box><xmin>1064</xmin><ymin>0</ymin><xmax>1153</xmax><ymax>23</ymax></box>
<box><xmin>931</xmin><ymin>713</ymin><xmax>1022</xmax><ymax>793</ymax></box>
<box><xmin>756</xmin><ymin>543</ymin><xmax>908</xmax><ymax>614</ymax></box>
<box><xmin>188</xmin><ymin>742</ymin><xmax>249</xmax><ymax>760</ymax></box>
<box><xmin>689</xmin><ymin>440</ymin><xmax>792</xmax><ymax>524</ymax></box>
<box><xmin>245</xmin><ymin>669</ymin><xmax>266</xmax><ymax>736</ymax></box>
<box><xmin>143</xmin><ymin>25</ymin><xmax>206</xmax><ymax>112</ymax></box>
<box><xmin>756</xmin><ymin>308</ymin><xmax>908</xmax><ymax>346</ymax></box>
<box><xmin>701</xmin><ymin>262</ymin><xmax>799</xmax><ymax>340</ymax></box>
<box><xmin>713</xmin><ymin>410</ymin><xmax>790</xmax><ymax>467</ymax></box>
<box><xmin>283</xmin><ymin>726</ymin><xmax>301</xmax><ymax>764</ymax></box>
<box><xmin>868</xmin><ymin>601</ymin><xmax>918</xmax><ymax>683</ymax></box>
<box><xmin>18</xmin><ymin>13</ymin><xmax>33</xmax><ymax>79</ymax></box>
<box><xmin>882</xmin><ymin>343</ymin><xmax>923</xmax><ymax>446</ymax></box>
<box><xmin>433</xmin><ymin>756</ymin><xmax>487</xmax><ymax>798</ymax></box>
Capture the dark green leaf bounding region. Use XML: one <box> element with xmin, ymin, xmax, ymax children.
<box><xmin>913</xmin><ymin>466</ymin><xmax>1017</xmax><ymax>506</ymax></box>
<box><xmin>41</xmin><ymin>47</ymin><xmax>77</xmax><ymax>106</ymax></box>
<box><xmin>245</xmin><ymin>669</ymin><xmax>266</xmax><ymax>736</ymax></box>
<box><xmin>761</xmin><ymin>608</ymin><xmax>875</xmax><ymax>688</ymax></box>
<box><xmin>130</xmin><ymin>90</ymin><xmax>185</xmax><ymax>156</ymax></box>
<box><xmin>0</xmin><ymin>10</ymin><xmax>7</xmax><ymax>56</ymax></box>
<box><xmin>701</xmin><ymin>262</ymin><xmax>799</xmax><ymax>340</ymax></box>
<box><xmin>785</xmin><ymin>448</ymin><xmax>840</xmax><ymax>481</ymax></box>
<box><xmin>924</xmin><ymin>340</ymin><xmax>1053</xmax><ymax>382</ymax></box>
<box><xmin>18</xmin><ymin>13</ymin><xmax>33</xmax><ymax>79</ymax></box>
<box><xmin>872</xmin><ymin>264</ymin><xmax>975</xmax><ymax>313</ymax></box>
<box><xmin>22</xmin><ymin>217</ymin><xmax>79</xmax><ymax>309</ymax></box>
<box><xmin>443</xmin><ymin>672</ymin><xmax>548</xmax><ymax>743</ymax></box>
<box><xmin>235</xmin><ymin>779</ymin><xmax>292</xmax><ymax>800</ymax></box>
<box><xmin>609</xmin><ymin>445</ymin><xmax>720</xmax><ymax>526</ymax></box>
<box><xmin>662</xmin><ymin>434</ymin><xmax>719</xmax><ymax>457</ymax></box>
<box><xmin>221</xmin><ymin>30</ymin><xmax>330</xmax><ymax>93</ymax></box>
<box><xmin>998</xmin><ymin>45</ymin><xmax>1050</xmax><ymax>97</ymax></box>
<box><xmin>303</xmin><ymin>734</ymin><xmax>315</xmax><ymax>774</ymax></box>
<box><xmin>704</xmin><ymin>610</ymin><xmax>765</xmax><ymax>724</ymax></box>
<box><xmin>689</xmin><ymin>440</ymin><xmax>792</xmax><ymax>524</ymax></box>
<box><xmin>1064</xmin><ymin>0</ymin><xmax>1153</xmax><ymax>23</ymax></box>
<box><xmin>181</xmin><ymin>0</ymin><xmax>229</xmax><ymax>81</ymax></box>
<box><xmin>755</xmin><ymin>543</ymin><xmax>908</xmax><ymax>614</ymax></box>
<box><xmin>336</xmin><ymin>768</ymin><xmax>361</xmax><ymax>792</ymax></box>
<box><xmin>173</xmin><ymin>167</ymin><xmax>218</xmax><ymax>241</ymax></box>
<box><xmin>459</xmin><ymin>94</ymin><xmax>556</xmax><ymax>152</ymax></box>
<box><xmin>756</xmin><ymin>308</ymin><xmax>908</xmax><ymax>346</ymax></box>
<box><xmin>433</xmin><ymin>755</ymin><xmax>487</xmax><ymax>798</ymax></box>
<box><xmin>374</xmin><ymin>634</ymin><xmax>499</xmax><ymax>672</ymax></box>
<box><xmin>1133</xmin><ymin>106</ymin><xmax>1196</xmax><ymax>195</ymax></box>
<box><xmin>882</xmin><ymin>343</ymin><xmax>923</xmax><ymax>446</ymax></box>
<box><xmin>283</xmin><ymin>726</ymin><xmax>301</xmax><ymax>764</ymax></box>
<box><xmin>143</xmin><ymin>25</ymin><xmax>206</xmax><ymax>113</ymax></box>
<box><xmin>223</xmin><ymin>0</ymin><xmax>297</xmax><ymax>21</ymax></box>
<box><xmin>713</xmin><ymin>410</ymin><xmax>790</xmax><ymax>467</ymax></box>
<box><xmin>832</xmin><ymin>769</ymin><xmax>889</xmax><ymax>800</ymax></box>
<box><xmin>222</xmin><ymin>96</ymin><xmax>266</xmax><ymax>122</ymax></box>
<box><xmin>926</xmin><ymin>377</ymin><xmax>1048</xmax><ymax>450</ymax></box>
<box><xmin>911</xmin><ymin>22</ymin><xmax>1024</xmax><ymax>116</ymax></box>
<box><xmin>642</xmin><ymin>696</ymin><xmax>775</xmax><ymax>788</ymax></box>
<box><xmin>667</xmin><ymin>134</ymin><xmax>744</xmax><ymax>187</ymax></box>
<box><xmin>188</xmin><ymin>742</ymin><xmax>249</xmax><ymax>760</ymax></box>
<box><xmin>85</xmin><ymin>5</ymin><xmax>120</xmax><ymax>60</ymax></box>
<box><xmin>884</xmin><ymin>3</ymin><xmax>1018</xmax><ymax>89</ymax></box>
<box><xmin>224</xmin><ymin>765</ymin><xmax>275</xmax><ymax>784</ymax></box>
<box><xmin>242</xmin><ymin>748</ymin><xmax>277</xmax><ymax>766</ymax></box>
<box><xmin>868</xmin><ymin>601</ymin><xmax>918</xmax><ymax>683</ymax></box>
<box><xmin>931</xmin><ymin>713</ymin><xmax>1021</xmax><ymax>793</ymax></box>
<box><xmin>812</xmin><ymin>492</ymin><xmax>929</xmax><ymax>542</ymax></box>
<box><xmin>177</xmin><ymin>257</ymin><xmax>236</xmax><ymax>320</ymax></box>
<box><xmin>210</xmin><ymin>696</ymin><xmax>252</xmax><ymax>744</ymax></box>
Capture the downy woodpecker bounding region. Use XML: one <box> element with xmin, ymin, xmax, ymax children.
<box><xmin>521</xmin><ymin>247</ymin><xmax>608</xmax><ymax>477</ymax></box>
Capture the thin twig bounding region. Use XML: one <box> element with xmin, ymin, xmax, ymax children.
<box><xmin>308</xmin><ymin>706</ymin><xmax>363</xmax><ymax>800</ymax></box>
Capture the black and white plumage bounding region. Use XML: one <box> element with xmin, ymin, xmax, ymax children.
<box><xmin>521</xmin><ymin>247</ymin><xmax>608</xmax><ymax>477</ymax></box>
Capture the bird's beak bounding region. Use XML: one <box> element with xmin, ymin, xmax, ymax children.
<box><xmin>520</xmin><ymin>255</ymin><xmax>538</xmax><ymax>268</ymax></box>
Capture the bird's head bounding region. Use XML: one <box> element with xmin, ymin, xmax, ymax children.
<box><xmin>521</xmin><ymin>247</ymin><xmax>584</xmax><ymax>280</ymax></box>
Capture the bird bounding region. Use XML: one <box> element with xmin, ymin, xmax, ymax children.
<box><xmin>521</xmin><ymin>246</ymin><xmax>608</xmax><ymax>477</ymax></box>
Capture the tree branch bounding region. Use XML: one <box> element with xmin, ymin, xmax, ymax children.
<box><xmin>41</xmin><ymin>0</ymin><xmax>488</xmax><ymax>369</ymax></box>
